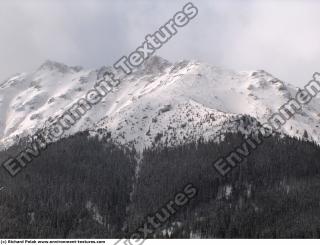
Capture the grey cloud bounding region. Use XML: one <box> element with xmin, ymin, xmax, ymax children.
<box><xmin>0</xmin><ymin>0</ymin><xmax>319</xmax><ymax>86</ymax></box>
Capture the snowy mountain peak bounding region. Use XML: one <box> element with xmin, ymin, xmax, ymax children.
<box><xmin>38</xmin><ymin>60</ymin><xmax>83</xmax><ymax>74</ymax></box>
<box><xmin>140</xmin><ymin>55</ymin><xmax>172</xmax><ymax>74</ymax></box>
<box><xmin>1</xmin><ymin>57</ymin><xmax>320</xmax><ymax>150</ymax></box>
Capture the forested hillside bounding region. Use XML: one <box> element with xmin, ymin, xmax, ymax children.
<box><xmin>0</xmin><ymin>133</ymin><xmax>136</xmax><ymax>238</ymax></box>
<box><xmin>1</xmin><ymin>132</ymin><xmax>320</xmax><ymax>238</ymax></box>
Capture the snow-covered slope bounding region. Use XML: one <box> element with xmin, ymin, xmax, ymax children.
<box><xmin>0</xmin><ymin>56</ymin><xmax>319</xmax><ymax>151</ymax></box>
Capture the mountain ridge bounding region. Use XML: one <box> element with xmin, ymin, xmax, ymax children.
<box><xmin>0</xmin><ymin>56</ymin><xmax>319</xmax><ymax>150</ymax></box>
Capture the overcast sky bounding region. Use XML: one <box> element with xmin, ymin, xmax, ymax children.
<box><xmin>1</xmin><ymin>0</ymin><xmax>320</xmax><ymax>86</ymax></box>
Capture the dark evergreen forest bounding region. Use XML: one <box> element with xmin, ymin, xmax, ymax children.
<box><xmin>1</xmin><ymin>131</ymin><xmax>320</xmax><ymax>238</ymax></box>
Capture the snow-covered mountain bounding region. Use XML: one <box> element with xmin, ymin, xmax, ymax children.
<box><xmin>1</xmin><ymin>56</ymin><xmax>319</xmax><ymax>151</ymax></box>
